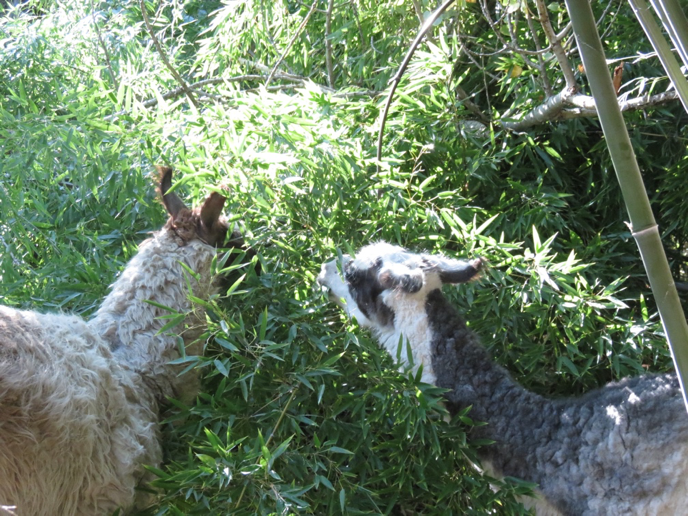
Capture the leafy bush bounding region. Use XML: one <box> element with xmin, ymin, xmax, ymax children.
<box><xmin>0</xmin><ymin>0</ymin><xmax>685</xmax><ymax>513</ymax></box>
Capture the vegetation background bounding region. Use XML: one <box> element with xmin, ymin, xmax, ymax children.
<box><xmin>1</xmin><ymin>0</ymin><xmax>687</xmax><ymax>513</ymax></box>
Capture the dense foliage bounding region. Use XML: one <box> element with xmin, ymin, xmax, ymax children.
<box><xmin>1</xmin><ymin>0</ymin><xmax>687</xmax><ymax>513</ymax></box>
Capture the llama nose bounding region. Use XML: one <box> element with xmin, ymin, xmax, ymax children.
<box><xmin>317</xmin><ymin>255</ymin><xmax>351</xmax><ymax>287</ymax></box>
<box><xmin>317</xmin><ymin>260</ymin><xmax>338</xmax><ymax>287</ymax></box>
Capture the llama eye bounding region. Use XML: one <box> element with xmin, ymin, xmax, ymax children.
<box><xmin>344</xmin><ymin>263</ymin><xmax>360</xmax><ymax>282</ymax></box>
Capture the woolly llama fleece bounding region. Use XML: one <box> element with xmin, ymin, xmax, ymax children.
<box><xmin>318</xmin><ymin>242</ymin><xmax>688</xmax><ymax>516</ymax></box>
<box><xmin>0</xmin><ymin>167</ymin><xmax>248</xmax><ymax>515</ymax></box>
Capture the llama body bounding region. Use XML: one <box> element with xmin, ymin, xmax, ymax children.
<box><xmin>0</xmin><ymin>167</ymin><xmax>244</xmax><ymax>515</ymax></box>
<box><xmin>318</xmin><ymin>242</ymin><xmax>688</xmax><ymax>515</ymax></box>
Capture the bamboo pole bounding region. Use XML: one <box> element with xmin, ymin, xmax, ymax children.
<box><xmin>628</xmin><ymin>0</ymin><xmax>688</xmax><ymax>113</ymax></box>
<box><xmin>565</xmin><ymin>0</ymin><xmax>688</xmax><ymax>412</ymax></box>
<box><xmin>649</xmin><ymin>0</ymin><xmax>688</xmax><ymax>69</ymax></box>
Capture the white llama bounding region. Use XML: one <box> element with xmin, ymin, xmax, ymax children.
<box><xmin>0</xmin><ymin>166</ymin><xmax>248</xmax><ymax>515</ymax></box>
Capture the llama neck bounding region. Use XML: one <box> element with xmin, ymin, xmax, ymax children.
<box><xmin>423</xmin><ymin>289</ymin><xmax>554</xmax><ymax>485</ymax></box>
<box><xmin>89</xmin><ymin>230</ymin><xmax>216</xmax><ymax>403</ymax></box>
<box><xmin>374</xmin><ymin>288</ymin><xmax>438</xmax><ymax>385</ymax></box>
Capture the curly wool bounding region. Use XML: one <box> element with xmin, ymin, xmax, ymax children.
<box><xmin>0</xmin><ymin>227</ymin><xmax>219</xmax><ymax>515</ymax></box>
<box><xmin>426</xmin><ymin>289</ymin><xmax>688</xmax><ymax>516</ymax></box>
<box><xmin>318</xmin><ymin>242</ymin><xmax>688</xmax><ymax>516</ymax></box>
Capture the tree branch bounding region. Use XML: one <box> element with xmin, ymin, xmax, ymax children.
<box><xmin>501</xmin><ymin>88</ymin><xmax>680</xmax><ymax>130</ymax></box>
<box><xmin>139</xmin><ymin>0</ymin><xmax>199</xmax><ymax>108</ymax></box>
<box><xmin>266</xmin><ymin>0</ymin><xmax>320</xmax><ymax>88</ymax></box>
<box><xmin>325</xmin><ymin>0</ymin><xmax>335</xmax><ymax>88</ymax></box>
<box><xmin>525</xmin><ymin>3</ymin><xmax>552</xmax><ymax>96</ymax></box>
<box><xmin>376</xmin><ymin>0</ymin><xmax>458</xmax><ymax>173</ymax></box>
<box><xmin>535</xmin><ymin>0</ymin><xmax>577</xmax><ymax>89</ymax></box>
<box><xmin>89</xmin><ymin>0</ymin><xmax>119</xmax><ymax>92</ymax></box>
<box><xmin>456</xmin><ymin>84</ymin><xmax>491</xmax><ymax>123</ymax></box>
<box><xmin>559</xmin><ymin>90</ymin><xmax>680</xmax><ymax>119</ymax></box>
<box><xmin>500</xmin><ymin>87</ymin><xmax>576</xmax><ymax>130</ymax></box>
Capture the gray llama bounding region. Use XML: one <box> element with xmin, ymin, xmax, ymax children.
<box><xmin>0</xmin><ymin>167</ymin><xmax>248</xmax><ymax>515</ymax></box>
<box><xmin>318</xmin><ymin>242</ymin><xmax>688</xmax><ymax>516</ymax></box>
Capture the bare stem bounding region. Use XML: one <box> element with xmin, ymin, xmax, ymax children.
<box><xmin>89</xmin><ymin>0</ymin><xmax>119</xmax><ymax>92</ymax></box>
<box><xmin>266</xmin><ymin>0</ymin><xmax>320</xmax><ymax>88</ymax></box>
<box><xmin>325</xmin><ymin>0</ymin><xmax>335</xmax><ymax>88</ymax></box>
<box><xmin>376</xmin><ymin>0</ymin><xmax>458</xmax><ymax>173</ymax></box>
<box><xmin>139</xmin><ymin>0</ymin><xmax>199</xmax><ymax>108</ymax></box>
<box><xmin>524</xmin><ymin>3</ymin><xmax>552</xmax><ymax>95</ymax></box>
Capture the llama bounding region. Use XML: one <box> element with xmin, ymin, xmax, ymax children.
<box><xmin>0</xmin><ymin>166</ymin><xmax>250</xmax><ymax>515</ymax></box>
<box><xmin>317</xmin><ymin>242</ymin><xmax>688</xmax><ymax>516</ymax></box>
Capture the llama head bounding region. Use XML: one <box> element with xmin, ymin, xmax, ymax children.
<box><xmin>317</xmin><ymin>242</ymin><xmax>481</xmax><ymax>383</ymax></box>
<box><xmin>156</xmin><ymin>166</ymin><xmax>255</xmax><ymax>281</ymax></box>
<box><xmin>318</xmin><ymin>242</ymin><xmax>482</xmax><ymax>331</ymax></box>
<box><xmin>157</xmin><ymin>165</ymin><xmax>241</xmax><ymax>248</ymax></box>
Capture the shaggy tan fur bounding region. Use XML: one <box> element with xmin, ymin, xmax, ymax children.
<box><xmin>0</xmin><ymin>168</ymin><xmax>239</xmax><ymax>515</ymax></box>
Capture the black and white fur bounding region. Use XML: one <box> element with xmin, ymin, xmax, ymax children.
<box><xmin>318</xmin><ymin>242</ymin><xmax>688</xmax><ymax>516</ymax></box>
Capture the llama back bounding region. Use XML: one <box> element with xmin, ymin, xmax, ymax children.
<box><xmin>0</xmin><ymin>305</ymin><xmax>159</xmax><ymax>515</ymax></box>
<box><xmin>558</xmin><ymin>372</ymin><xmax>688</xmax><ymax>515</ymax></box>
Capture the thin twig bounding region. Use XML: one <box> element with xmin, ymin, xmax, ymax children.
<box><xmin>234</xmin><ymin>388</ymin><xmax>298</xmax><ymax>509</ymax></box>
<box><xmin>535</xmin><ymin>0</ymin><xmax>577</xmax><ymax>89</ymax></box>
<box><xmin>266</xmin><ymin>0</ymin><xmax>320</xmax><ymax>88</ymax></box>
<box><xmin>555</xmin><ymin>21</ymin><xmax>573</xmax><ymax>43</ymax></box>
<box><xmin>260</xmin><ymin>2</ymin><xmax>282</xmax><ymax>65</ymax></box>
<box><xmin>89</xmin><ymin>0</ymin><xmax>119</xmax><ymax>91</ymax></box>
<box><xmin>139</xmin><ymin>0</ymin><xmax>199</xmax><ymax>108</ymax></box>
<box><xmin>455</xmin><ymin>84</ymin><xmax>491</xmax><ymax>123</ymax></box>
<box><xmin>351</xmin><ymin>0</ymin><xmax>364</xmax><ymax>44</ymax></box>
<box><xmin>325</xmin><ymin>0</ymin><xmax>335</xmax><ymax>88</ymax></box>
<box><xmin>376</xmin><ymin>0</ymin><xmax>457</xmax><ymax>173</ymax></box>
<box><xmin>524</xmin><ymin>2</ymin><xmax>552</xmax><ymax>96</ymax></box>
<box><xmin>505</xmin><ymin>8</ymin><xmax>543</xmax><ymax>75</ymax></box>
<box><xmin>478</xmin><ymin>0</ymin><xmax>547</xmax><ymax>56</ymax></box>
<box><xmin>411</xmin><ymin>0</ymin><xmax>424</xmax><ymax>24</ymax></box>
<box><xmin>103</xmin><ymin>72</ymin><xmax>378</xmax><ymax>121</ymax></box>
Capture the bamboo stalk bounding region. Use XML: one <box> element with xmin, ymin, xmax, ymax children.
<box><xmin>649</xmin><ymin>0</ymin><xmax>688</xmax><ymax>69</ymax></box>
<box><xmin>628</xmin><ymin>0</ymin><xmax>688</xmax><ymax>113</ymax></box>
<box><xmin>565</xmin><ymin>0</ymin><xmax>688</xmax><ymax>412</ymax></box>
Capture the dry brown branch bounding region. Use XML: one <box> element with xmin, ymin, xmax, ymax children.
<box><xmin>612</xmin><ymin>62</ymin><xmax>624</xmax><ymax>95</ymax></box>
<box><xmin>139</xmin><ymin>0</ymin><xmax>199</xmax><ymax>108</ymax></box>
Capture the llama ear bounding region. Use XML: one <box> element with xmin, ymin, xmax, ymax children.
<box><xmin>157</xmin><ymin>166</ymin><xmax>187</xmax><ymax>218</ymax></box>
<box><xmin>378</xmin><ymin>263</ymin><xmax>424</xmax><ymax>293</ymax></box>
<box><xmin>435</xmin><ymin>257</ymin><xmax>483</xmax><ymax>284</ymax></box>
<box><xmin>199</xmin><ymin>191</ymin><xmax>227</xmax><ymax>229</ymax></box>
